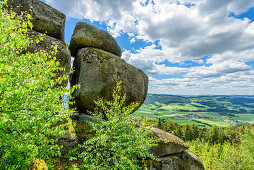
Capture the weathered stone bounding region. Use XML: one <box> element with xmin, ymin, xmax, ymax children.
<box><xmin>146</xmin><ymin>151</ymin><xmax>204</xmax><ymax>170</ymax></box>
<box><xmin>58</xmin><ymin>132</ymin><xmax>79</xmax><ymax>155</ymax></box>
<box><xmin>77</xmin><ymin>113</ymin><xmax>99</xmax><ymax>123</ymax></box>
<box><xmin>145</xmin><ymin>156</ymin><xmax>182</xmax><ymax>170</ymax></box>
<box><xmin>69</xmin><ymin>22</ymin><xmax>122</xmax><ymax>57</ymax></box>
<box><xmin>149</xmin><ymin>128</ymin><xmax>189</xmax><ymax>157</ymax></box>
<box><xmin>59</xmin><ymin>115</ymin><xmax>97</xmax><ymax>155</ymax></box>
<box><xmin>177</xmin><ymin>150</ymin><xmax>205</xmax><ymax>170</ymax></box>
<box><xmin>27</xmin><ymin>31</ymin><xmax>71</xmax><ymax>86</ymax></box>
<box><xmin>71</xmin><ymin>47</ymin><xmax>148</xmax><ymax>113</ymax></box>
<box><xmin>7</xmin><ymin>0</ymin><xmax>65</xmax><ymax>41</ymax></box>
<box><xmin>28</xmin><ymin>158</ymin><xmax>48</xmax><ymax>170</ymax></box>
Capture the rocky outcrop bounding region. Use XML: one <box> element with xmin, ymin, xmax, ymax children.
<box><xmin>6</xmin><ymin>0</ymin><xmax>70</xmax><ymax>86</ymax></box>
<box><xmin>146</xmin><ymin>128</ymin><xmax>204</xmax><ymax>170</ymax></box>
<box><xmin>27</xmin><ymin>31</ymin><xmax>71</xmax><ymax>86</ymax></box>
<box><xmin>69</xmin><ymin>22</ymin><xmax>122</xmax><ymax>57</ymax></box>
<box><xmin>5</xmin><ymin>1</ymin><xmax>204</xmax><ymax>169</ymax></box>
<box><xmin>71</xmin><ymin>47</ymin><xmax>148</xmax><ymax>113</ymax></box>
<box><xmin>7</xmin><ymin>0</ymin><xmax>65</xmax><ymax>41</ymax></box>
<box><xmin>149</xmin><ymin>128</ymin><xmax>189</xmax><ymax>157</ymax></box>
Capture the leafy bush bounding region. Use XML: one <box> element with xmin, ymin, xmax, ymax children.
<box><xmin>0</xmin><ymin>1</ymin><xmax>75</xmax><ymax>169</ymax></box>
<box><xmin>78</xmin><ymin>82</ymin><xmax>155</xmax><ymax>169</ymax></box>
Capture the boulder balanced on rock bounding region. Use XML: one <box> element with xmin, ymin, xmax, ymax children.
<box><xmin>71</xmin><ymin>47</ymin><xmax>148</xmax><ymax>113</ymax></box>
<box><xmin>69</xmin><ymin>22</ymin><xmax>122</xmax><ymax>57</ymax></box>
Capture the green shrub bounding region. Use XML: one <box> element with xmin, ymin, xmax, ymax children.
<box><xmin>79</xmin><ymin>82</ymin><xmax>155</xmax><ymax>169</ymax></box>
<box><xmin>0</xmin><ymin>0</ymin><xmax>76</xmax><ymax>169</ymax></box>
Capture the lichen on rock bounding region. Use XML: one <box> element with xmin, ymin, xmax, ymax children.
<box><xmin>71</xmin><ymin>47</ymin><xmax>148</xmax><ymax>114</ymax></box>
<box><xmin>149</xmin><ymin>128</ymin><xmax>189</xmax><ymax>157</ymax></box>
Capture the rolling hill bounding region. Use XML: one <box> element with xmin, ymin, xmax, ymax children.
<box><xmin>134</xmin><ymin>94</ymin><xmax>254</xmax><ymax>127</ymax></box>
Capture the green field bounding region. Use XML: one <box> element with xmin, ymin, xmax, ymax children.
<box><xmin>134</xmin><ymin>94</ymin><xmax>254</xmax><ymax>127</ymax></box>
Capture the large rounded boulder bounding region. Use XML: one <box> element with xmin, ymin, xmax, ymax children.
<box><xmin>71</xmin><ymin>47</ymin><xmax>148</xmax><ymax>113</ymax></box>
<box><xmin>69</xmin><ymin>22</ymin><xmax>122</xmax><ymax>57</ymax></box>
<box><xmin>7</xmin><ymin>0</ymin><xmax>65</xmax><ymax>41</ymax></box>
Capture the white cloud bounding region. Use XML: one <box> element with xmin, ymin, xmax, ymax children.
<box><xmin>46</xmin><ymin>0</ymin><xmax>254</xmax><ymax>61</ymax></box>
<box><xmin>148</xmin><ymin>70</ymin><xmax>254</xmax><ymax>95</ymax></box>
<box><xmin>46</xmin><ymin>0</ymin><xmax>137</xmax><ymax>37</ymax></box>
<box><xmin>122</xmin><ymin>47</ymin><xmax>187</xmax><ymax>76</ymax></box>
<box><xmin>186</xmin><ymin>60</ymin><xmax>251</xmax><ymax>78</ymax></box>
<box><xmin>130</xmin><ymin>38</ymin><xmax>136</xmax><ymax>44</ymax></box>
<box><xmin>46</xmin><ymin>0</ymin><xmax>254</xmax><ymax>94</ymax></box>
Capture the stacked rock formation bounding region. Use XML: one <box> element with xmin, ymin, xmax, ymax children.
<box><xmin>6</xmin><ymin>1</ymin><xmax>204</xmax><ymax>169</ymax></box>
<box><xmin>6</xmin><ymin>0</ymin><xmax>71</xmax><ymax>86</ymax></box>
<box><xmin>69</xmin><ymin>22</ymin><xmax>148</xmax><ymax>113</ymax></box>
<box><xmin>147</xmin><ymin>128</ymin><xmax>204</xmax><ymax>170</ymax></box>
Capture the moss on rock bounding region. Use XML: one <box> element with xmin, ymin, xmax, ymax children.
<box><xmin>149</xmin><ymin>128</ymin><xmax>189</xmax><ymax>157</ymax></box>
<box><xmin>71</xmin><ymin>47</ymin><xmax>148</xmax><ymax>114</ymax></box>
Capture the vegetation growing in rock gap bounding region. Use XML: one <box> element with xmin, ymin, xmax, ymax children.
<box><xmin>71</xmin><ymin>82</ymin><xmax>156</xmax><ymax>169</ymax></box>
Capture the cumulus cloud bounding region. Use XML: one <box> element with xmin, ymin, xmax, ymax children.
<box><xmin>46</xmin><ymin>0</ymin><xmax>137</xmax><ymax>36</ymax></box>
<box><xmin>45</xmin><ymin>0</ymin><xmax>254</xmax><ymax>94</ymax></box>
<box><xmin>46</xmin><ymin>0</ymin><xmax>254</xmax><ymax>61</ymax></box>
<box><xmin>149</xmin><ymin>70</ymin><xmax>254</xmax><ymax>95</ymax></box>
<box><xmin>122</xmin><ymin>47</ymin><xmax>187</xmax><ymax>76</ymax></box>
<box><xmin>186</xmin><ymin>60</ymin><xmax>251</xmax><ymax>78</ymax></box>
<box><xmin>130</xmin><ymin>38</ymin><xmax>136</xmax><ymax>44</ymax></box>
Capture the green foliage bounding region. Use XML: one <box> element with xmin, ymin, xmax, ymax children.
<box><xmin>78</xmin><ymin>82</ymin><xmax>155</xmax><ymax>169</ymax></box>
<box><xmin>0</xmin><ymin>1</ymin><xmax>76</xmax><ymax>169</ymax></box>
<box><xmin>151</xmin><ymin>118</ymin><xmax>254</xmax><ymax>169</ymax></box>
<box><xmin>240</xmin><ymin>128</ymin><xmax>254</xmax><ymax>169</ymax></box>
<box><xmin>187</xmin><ymin>127</ymin><xmax>254</xmax><ymax>170</ymax></box>
<box><xmin>157</xmin><ymin>119</ymin><xmax>248</xmax><ymax>144</ymax></box>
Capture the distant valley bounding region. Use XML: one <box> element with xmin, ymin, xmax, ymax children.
<box><xmin>134</xmin><ymin>94</ymin><xmax>254</xmax><ymax>127</ymax></box>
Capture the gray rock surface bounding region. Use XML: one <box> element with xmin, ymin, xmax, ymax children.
<box><xmin>77</xmin><ymin>112</ymin><xmax>99</xmax><ymax>123</ymax></box>
<box><xmin>71</xmin><ymin>47</ymin><xmax>148</xmax><ymax>113</ymax></box>
<box><xmin>147</xmin><ymin>155</ymin><xmax>182</xmax><ymax>170</ymax></box>
<box><xmin>177</xmin><ymin>150</ymin><xmax>205</xmax><ymax>170</ymax></box>
<box><xmin>147</xmin><ymin>150</ymin><xmax>205</xmax><ymax>170</ymax></box>
<box><xmin>7</xmin><ymin>0</ymin><xmax>65</xmax><ymax>41</ymax></box>
<box><xmin>27</xmin><ymin>31</ymin><xmax>71</xmax><ymax>86</ymax></box>
<box><xmin>149</xmin><ymin>128</ymin><xmax>189</xmax><ymax>157</ymax></box>
<box><xmin>58</xmin><ymin>132</ymin><xmax>79</xmax><ymax>155</ymax></box>
<box><xmin>69</xmin><ymin>22</ymin><xmax>122</xmax><ymax>57</ymax></box>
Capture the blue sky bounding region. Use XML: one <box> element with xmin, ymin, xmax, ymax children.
<box><xmin>43</xmin><ymin>0</ymin><xmax>254</xmax><ymax>95</ymax></box>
